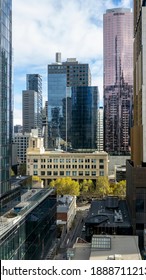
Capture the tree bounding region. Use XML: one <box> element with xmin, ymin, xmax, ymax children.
<box><xmin>80</xmin><ymin>179</ymin><xmax>94</xmax><ymax>196</ymax></box>
<box><xmin>50</xmin><ymin>177</ymin><xmax>80</xmax><ymax>196</ymax></box>
<box><xmin>95</xmin><ymin>176</ymin><xmax>111</xmax><ymax>198</ymax></box>
<box><xmin>112</xmin><ymin>180</ymin><xmax>126</xmax><ymax>198</ymax></box>
<box><xmin>11</xmin><ymin>168</ymin><xmax>15</xmax><ymax>176</ymax></box>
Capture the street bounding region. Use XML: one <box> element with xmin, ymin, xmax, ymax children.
<box><xmin>54</xmin><ymin>204</ymin><xmax>90</xmax><ymax>259</ymax></box>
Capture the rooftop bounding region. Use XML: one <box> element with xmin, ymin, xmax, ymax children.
<box><xmin>71</xmin><ymin>235</ymin><xmax>141</xmax><ymax>260</ymax></box>
<box><xmin>0</xmin><ymin>188</ymin><xmax>54</xmax><ymax>240</ymax></box>
<box><xmin>86</xmin><ymin>196</ymin><xmax>131</xmax><ymax>228</ymax></box>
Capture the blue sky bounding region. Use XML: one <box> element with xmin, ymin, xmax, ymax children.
<box><xmin>12</xmin><ymin>0</ymin><xmax>133</xmax><ymax>125</ymax></box>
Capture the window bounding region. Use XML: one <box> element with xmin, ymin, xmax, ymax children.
<box><xmin>33</xmin><ymin>171</ymin><xmax>38</xmax><ymax>175</ymax></box>
<box><xmin>47</xmin><ymin>171</ymin><xmax>51</xmax><ymax>176</ymax></box>
<box><xmin>41</xmin><ymin>165</ymin><xmax>45</xmax><ymax>169</ymax></box>
<box><xmin>72</xmin><ymin>171</ymin><xmax>77</xmax><ymax>176</ymax></box>
<box><xmin>136</xmin><ymin>223</ymin><xmax>144</xmax><ymax>230</ymax></box>
<box><xmin>60</xmin><ymin>171</ymin><xmax>64</xmax><ymax>176</ymax></box>
<box><xmin>99</xmin><ymin>171</ymin><xmax>104</xmax><ymax>176</ymax></box>
<box><xmin>85</xmin><ymin>171</ymin><xmax>90</xmax><ymax>176</ymax></box>
<box><xmin>33</xmin><ymin>165</ymin><xmax>38</xmax><ymax>169</ymax></box>
<box><xmin>99</xmin><ymin>165</ymin><xmax>104</xmax><ymax>169</ymax></box>
<box><xmin>41</xmin><ymin>171</ymin><xmax>45</xmax><ymax>175</ymax></box>
<box><xmin>92</xmin><ymin>171</ymin><xmax>96</xmax><ymax>176</ymax></box>
<box><xmin>33</xmin><ymin>159</ymin><xmax>38</xmax><ymax>163</ymax></box>
<box><xmin>66</xmin><ymin>171</ymin><xmax>70</xmax><ymax>176</ymax></box>
<box><xmin>136</xmin><ymin>199</ymin><xmax>144</xmax><ymax>213</ymax></box>
<box><xmin>85</xmin><ymin>159</ymin><xmax>90</xmax><ymax>163</ymax></box>
<box><xmin>99</xmin><ymin>159</ymin><xmax>104</xmax><ymax>163</ymax></box>
<box><xmin>47</xmin><ymin>165</ymin><xmax>52</xmax><ymax>168</ymax></box>
<box><xmin>53</xmin><ymin>171</ymin><xmax>58</xmax><ymax>176</ymax></box>
<box><xmin>79</xmin><ymin>171</ymin><xmax>83</xmax><ymax>176</ymax></box>
<box><xmin>72</xmin><ymin>158</ymin><xmax>77</xmax><ymax>163</ymax></box>
<box><xmin>91</xmin><ymin>236</ymin><xmax>111</xmax><ymax>249</ymax></box>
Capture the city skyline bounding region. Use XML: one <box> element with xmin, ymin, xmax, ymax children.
<box><xmin>12</xmin><ymin>0</ymin><xmax>132</xmax><ymax>125</ymax></box>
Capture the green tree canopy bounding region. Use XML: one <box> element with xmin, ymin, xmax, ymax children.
<box><xmin>80</xmin><ymin>179</ymin><xmax>94</xmax><ymax>195</ymax></box>
<box><xmin>112</xmin><ymin>180</ymin><xmax>126</xmax><ymax>198</ymax></box>
<box><xmin>95</xmin><ymin>176</ymin><xmax>111</xmax><ymax>198</ymax></box>
<box><xmin>50</xmin><ymin>177</ymin><xmax>80</xmax><ymax>196</ymax></box>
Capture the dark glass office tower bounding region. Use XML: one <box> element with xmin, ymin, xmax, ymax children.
<box><xmin>0</xmin><ymin>0</ymin><xmax>12</xmax><ymax>197</ymax></box>
<box><xmin>26</xmin><ymin>74</ymin><xmax>42</xmax><ymax>135</ymax></box>
<box><xmin>48</xmin><ymin>53</ymin><xmax>91</xmax><ymax>149</ymax></box>
<box><xmin>71</xmin><ymin>86</ymin><xmax>98</xmax><ymax>149</ymax></box>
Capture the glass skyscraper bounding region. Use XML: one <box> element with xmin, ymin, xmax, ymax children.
<box><xmin>47</xmin><ymin>53</ymin><xmax>91</xmax><ymax>149</ymax></box>
<box><xmin>71</xmin><ymin>86</ymin><xmax>98</xmax><ymax>149</ymax></box>
<box><xmin>103</xmin><ymin>8</ymin><xmax>133</xmax><ymax>155</ymax></box>
<box><xmin>0</xmin><ymin>0</ymin><xmax>12</xmax><ymax>197</ymax></box>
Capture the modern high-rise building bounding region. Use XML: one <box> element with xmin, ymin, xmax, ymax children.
<box><xmin>126</xmin><ymin>0</ymin><xmax>146</xmax><ymax>255</ymax></box>
<box><xmin>42</xmin><ymin>101</ymin><xmax>49</xmax><ymax>149</ymax></box>
<box><xmin>71</xmin><ymin>86</ymin><xmax>99</xmax><ymax>149</ymax></box>
<box><xmin>47</xmin><ymin>53</ymin><xmax>91</xmax><ymax>149</ymax></box>
<box><xmin>13</xmin><ymin>132</ymin><xmax>30</xmax><ymax>164</ymax></box>
<box><xmin>22</xmin><ymin>90</ymin><xmax>38</xmax><ymax>133</ymax></box>
<box><xmin>26</xmin><ymin>74</ymin><xmax>42</xmax><ymax>134</ymax></box>
<box><xmin>103</xmin><ymin>8</ymin><xmax>133</xmax><ymax>155</ymax></box>
<box><xmin>97</xmin><ymin>107</ymin><xmax>104</xmax><ymax>151</ymax></box>
<box><xmin>22</xmin><ymin>75</ymin><xmax>42</xmax><ymax>135</ymax></box>
<box><xmin>0</xmin><ymin>0</ymin><xmax>12</xmax><ymax>198</ymax></box>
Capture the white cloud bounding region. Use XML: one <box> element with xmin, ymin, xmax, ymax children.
<box><xmin>12</xmin><ymin>0</ymin><xmax>132</xmax><ymax>125</ymax></box>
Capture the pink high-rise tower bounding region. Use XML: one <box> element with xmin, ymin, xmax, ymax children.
<box><xmin>103</xmin><ymin>8</ymin><xmax>133</xmax><ymax>154</ymax></box>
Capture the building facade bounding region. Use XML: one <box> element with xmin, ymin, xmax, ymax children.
<box><xmin>42</xmin><ymin>101</ymin><xmax>49</xmax><ymax>149</ymax></box>
<box><xmin>97</xmin><ymin>107</ymin><xmax>103</xmax><ymax>151</ymax></box>
<box><xmin>71</xmin><ymin>86</ymin><xmax>98</xmax><ymax>149</ymax></box>
<box><xmin>26</xmin><ymin>135</ymin><xmax>108</xmax><ymax>187</ymax></box>
<box><xmin>47</xmin><ymin>53</ymin><xmax>91</xmax><ymax>149</ymax></box>
<box><xmin>0</xmin><ymin>187</ymin><xmax>56</xmax><ymax>260</ymax></box>
<box><xmin>57</xmin><ymin>195</ymin><xmax>76</xmax><ymax>231</ymax></box>
<box><xmin>14</xmin><ymin>125</ymin><xmax>23</xmax><ymax>134</ymax></box>
<box><xmin>126</xmin><ymin>0</ymin><xmax>146</xmax><ymax>256</ymax></box>
<box><xmin>0</xmin><ymin>0</ymin><xmax>12</xmax><ymax>198</ymax></box>
<box><xmin>103</xmin><ymin>8</ymin><xmax>133</xmax><ymax>155</ymax></box>
<box><xmin>26</xmin><ymin>74</ymin><xmax>42</xmax><ymax>135</ymax></box>
<box><xmin>22</xmin><ymin>90</ymin><xmax>38</xmax><ymax>133</ymax></box>
<box><xmin>13</xmin><ymin>133</ymin><xmax>30</xmax><ymax>164</ymax></box>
